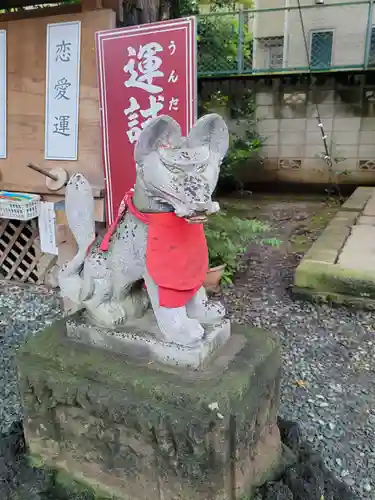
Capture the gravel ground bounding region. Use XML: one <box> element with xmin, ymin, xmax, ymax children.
<box><xmin>0</xmin><ymin>195</ymin><xmax>374</xmax><ymax>499</ymax></box>
<box><xmin>0</xmin><ymin>285</ymin><xmax>62</xmax><ymax>434</ymax></box>
<box><xmin>220</xmin><ymin>197</ymin><xmax>375</xmax><ymax>499</ymax></box>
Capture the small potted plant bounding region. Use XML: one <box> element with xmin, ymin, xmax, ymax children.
<box><xmin>204</xmin><ymin>213</ymin><xmax>279</xmax><ymax>291</ymax></box>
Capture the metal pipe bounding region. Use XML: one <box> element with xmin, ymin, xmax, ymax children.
<box><xmin>237</xmin><ymin>10</ymin><xmax>244</xmax><ymax>74</ymax></box>
<box><xmin>26</xmin><ymin>163</ymin><xmax>58</xmax><ymax>182</ymax></box>
<box><xmin>283</xmin><ymin>0</ymin><xmax>290</xmax><ymax>68</ymax></box>
<box><xmin>196</xmin><ymin>1</ymin><xmax>370</xmax><ymax>18</ymax></box>
<box><xmin>252</xmin><ymin>1</ymin><xmax>369</xmax><ymax>13</ymax></box>
<box><xmin>252</xmin><ymin>0</ymin><xmax>258</xmax><ymax>70</ymax></box>
<box><xmin>364</xmin><ymin>0</ymin><xmax>374</xmax><ymax>69</ymax></box>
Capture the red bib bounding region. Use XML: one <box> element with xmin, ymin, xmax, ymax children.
<box><xmin>146</xmin><ymin>213</ymin><xmax>208</xmax><ymax>308</ymax></box>
<box><xmin>99</xmin><ymin>191</ymin><xmax>208</xmax><ymax>308</ymax></box>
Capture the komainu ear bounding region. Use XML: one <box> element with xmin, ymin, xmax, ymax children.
<box><xmin>134</xmin><ymin>115</ymin><xmax>182</xmax><ymax>164</ymax></box>
<box><xmin>186</xmin><ymin>114</ymin><xmax>229</xmax><ymax>162</ymax></box>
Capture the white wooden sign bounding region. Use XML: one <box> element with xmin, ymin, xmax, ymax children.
<box><xmin>38</xmin><ymin>201</ymin><xmax>58</xmax><ymax>255</ymax></box>
<box><xmin>45</xmin><ymin>21</ymin><xmax>81</xmax><ymax>160</ymax></box>
<box><xmin>0</xmin><ymin>30</ymin><xmax>6</xmax><ymax>159</ymax></box>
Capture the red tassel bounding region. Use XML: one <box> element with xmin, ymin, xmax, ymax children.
<box><xmin>99</xmin><ymin>212</ymin><xmax>122</xmax><ymax>252</ymax></box>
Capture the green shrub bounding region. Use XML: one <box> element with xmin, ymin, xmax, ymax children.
<box><xmin>197</xmin><ymin>14</ymin><xmax>253</xmax><ymax>76</ymax></box>
<box><xmin>205</xmin><ymin>213</ymin><xmax>281</xmax><ymax>283</ymax></box>
<box><xmin>202</xmin><ymin>90</ymin><xmax>264</xmax><ymax>191</ymax></box>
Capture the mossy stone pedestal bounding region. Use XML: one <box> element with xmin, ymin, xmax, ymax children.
<box><xmin>294</xmin><ymin>187</ymin><xmax>375</xmax><ymax>309</ymax></box>
<box><xmin>17</xmin><ymin>317</ymin><xmax>282</xmax><ymax>500</ymax></box>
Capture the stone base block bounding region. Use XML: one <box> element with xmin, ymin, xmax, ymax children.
<box><xmin>340</xmin><ymin>186</ymin><xmax>373</xmax><ymax>212</ymax></box>
<box><xmin>292</xmin><ymin>286</ymin><xmax>375</xmax><ymax>311</ymax></box>
<box><xmin>17</xmin><ymin>317</ymin><xmax>282</xmax><ymax>500</ymax></box>
<box><xmin>294</xmin><ymin>187</ymin><xmax>375</xmax><ymax>309</ymax></box>
<box><xmin>295</xmin><ymin>260</ymin><xmax>375</xmax><ymax>298</ymax></box>
<box><xmin>66</xmin><ymin>311</ymin><xmax>231</xmax><ymax>369</ymax></box>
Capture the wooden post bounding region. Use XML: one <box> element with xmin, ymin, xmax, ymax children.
<box><xmin>81</xmin><ymin>0</ymin><xmax>103</xmax><ymax>11</ymax></box>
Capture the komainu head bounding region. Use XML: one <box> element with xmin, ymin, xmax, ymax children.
<box><xmin>133</xmin><ymin>114</ymin><xmax>229</xmax><ymax>218</ymax></box>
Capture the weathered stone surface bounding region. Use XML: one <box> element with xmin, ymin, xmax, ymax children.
<box><xmin>326</xmin><ymin>210</ymin><xmax>359</xmax><ymax>226</ymax></box>
<box><xmin>292</xmin><ymin>287</ymin><xmax>375</xmax><ymax>310</ymax></box>
<box><xmin>293</xmin><ymin>187</ymin><xmax>375</xmax><ymax>308</ymax></box>
<box><xmin>363</xmin><ymin>192</ymin><xmax>375</xmax><ymax>216</ymax></box>
<box><xmin>340</xmin><ymin>186</ymin><xmax>373</xmax><ymax>212</ymax></box>
<box><xmin>302</xmin><ymin>222</ymin><xmax>350</xmax><ymax>265</ymax></box>
<box><xmin>59</xmin><ymin>114</ymin><xmax>229</xmax><ymax>342</ymax></box>
<box><xmin>66</xmin><ymin>311</ymin><xmax>231</xmax><ymax>370</ymax></box>
<box><xmin>338</xmin><ymin>225</ymin><xmax>375</xmax><ymax>269</ymax></box>
<box><xmin>302</xmin><ymin>209</ymin><xmax>358</xmax><ymax>265</ymax></box>
<box><xmin>295</xmin><ymin>260</ymin><xmax>375</xmax><ymax>297</ymax></box>
<box><xmin>357</xmin><ymin>215</ymin><xmax>375</xmax><ymax>225</ymax></box>
<box><xmin>303</xmin><ymin>249</ymin><xmax>338</xmax><ymax>265</ymax></box>
<box><xmin>16</xmin><ymin>318</ymin><xmax>282</xmax><ymax>500</ymax></box>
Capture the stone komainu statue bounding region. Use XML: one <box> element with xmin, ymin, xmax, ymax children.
<box><xmin>59</xmin><ymin>114</ymin><xmax>229</xmax><ymax>346</ymax></box>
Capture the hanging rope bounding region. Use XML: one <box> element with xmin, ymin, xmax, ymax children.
<box><xmin>295</xmin><ymin>0</ymin><xmax>342</xmax><ymax>197</ymax></box>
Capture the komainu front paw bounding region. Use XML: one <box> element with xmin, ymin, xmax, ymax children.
<box><xmin>187</xmin><ymin>300</ymin><xmax>225</xmax><ymax>324</ymax></box>
<box><xmin>161</xmin><ymin>317</ymin><xmax>205</xmax><ymax>346</ymax></box>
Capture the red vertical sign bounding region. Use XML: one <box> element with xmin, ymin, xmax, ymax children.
<box><xmin>96</xmin><ymin>18</ymin><xmax>197</xmax><ymax>225</ymax></box>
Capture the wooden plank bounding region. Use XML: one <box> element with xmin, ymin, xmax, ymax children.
<box><xmin>6</xmin><ymin>221</ymin><xmax>18</xmax><ymax>233</ymax></box>
<box><xmin>43</xmin><ymin>196</ymin><xmax>106</xmax><ymax>221</ymax></box>
<box><xmin>8</xmin><ymin>246</ymin><xmax>23</xmax><ymax>261</ymax></box>
<box><xmin>2</xmin><ymin>228</ymin><xmax>14</xmax><ymax>240</ymax></box>
<box><xmin>13</xmin><ymin>240</ymin><xmax>25</xmax><ymax>252</ymax></box>
<box><xmin>5</xmin><ymin>224</ymin><xmax>38</xmax><ymax>281</ymax></box>
<box><xmin>81</xmin><ymin>0</ymin><xmax>103</xmax><ymax>11</ymax></box>
<box><xmin>0</xmin><ymin>179</ymin><xmax>105</xmax><ymax>199</ymax></box>
<box><xmin>19</xmin><ymin>225</ymin><xmax>33</xmax><ymax>240</ymax></box>
<box><xmin>0</xmin><ymin>4</ymin><xmax>82</xmax><ymax>22</ymax></box>
<box><xmin>3</xmin><ymin>267</ymin><xmax>14</xmax><ymax>277</ymax></box>
<box><xmin>102</xmin><ymin>0</ymin><xmax>123</xmax><ymax>22</ymax></box>
<box><xmin>36</xmin><ymin>252</ymin><xmax>58</xmax><ymax>285</ymax></box>
<box><xmin>0</xmin><ymin>221</ymin><xmax>24</xmax><ymax>267</ymax></box>
<box><xmin>20</xmin><ymin>254</ymin><xmax>39</xmax><ymax>282</ymax></box>
<box><xmin>0</xmin><ymin>9</ymin><xmax>115</xmax><ymax>195</ymax></box>
<box><xmin>7</xmin><ymin>116</ymin><xmax>102</xmax><ymax>152</ymax></box>
<box><xmin>0</xmin><ymin>219</ymin><xmax>8</xmax><ymax>239</ymax></box>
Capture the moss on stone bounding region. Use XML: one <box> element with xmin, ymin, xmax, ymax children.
<box><xmin>295</xmin><ymin>260</ymin><xmax>375</xmax><ymax>299</ymax></box>
<box><xmin>27</xmin><ymin>453</ymin><xmax>45</xmax><ymax>470</ymax></box>
<box><xmin>25</xmin><ymin>454</ymin><xmax>118</xmax><ymax>499</ymax></box>
<box><xmin>340</xmin><ymin>186</ymin><xmax>373</xmax><ymax>212</ymax></box>
<box><xmin>293</xmin><ymin>190</ymin><xmax>375</xmax><ymax>305</ymax></box>
<box><xmin>292</xmin><ymin>286</ymin><xmax>375</xmax><ymax>311</ymax></box>
<box><xmin>18</xmin><ymin>319</ymin><xmax>278</xmax><ymax>419</ymax></box>
<box><xmin>17</xmin><ymin>319</ymin><xmax>281</xmax><ymax>495</ymax></box>
<box><xmin>50</xmin><ymin>469</ymin><xmax>118</xmax><ymax>500</ymax></box>
<box><xmin>290</xmin><ymin>204</ymin><xmax>340</xmax><ymax>253</ymax></box>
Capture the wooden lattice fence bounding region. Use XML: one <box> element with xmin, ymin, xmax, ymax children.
<box><xmin>0</xmin><ymin>218</ymin><xmax>57</xmax><ymax>284</ymax></box>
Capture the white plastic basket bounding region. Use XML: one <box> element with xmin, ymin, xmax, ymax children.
<box><xmin>0</xmin><ymin>191</ymin><xmax>41</xmax><ymax>221</ymax></box>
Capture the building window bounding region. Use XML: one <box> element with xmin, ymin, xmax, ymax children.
<box><xmin>268</xmin><ymin>40</ymin><xmax>284</xmax><ymax>69</ymax></box>
<box><xmin>369</xmin><ymin>26</ymin><xmax>375</xmax><ymax>66</ymax></box>
<box><xmin>310</xmin><ymin>30</ymin><xmax>333</xmax><ymax>69</ymax></box>
<box><xmin>257</xmin><ymin>37</ymin><xmax>284</xmax><ymax>69</ymax></box>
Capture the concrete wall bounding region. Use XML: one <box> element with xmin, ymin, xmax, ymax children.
<box><xmin>253</xmin><ymin>77</ymin><xmax>375</xmax><ymax>184</ymax></box>
<box><xmin>252</xmin><ymin>0</ymin><xmax>374</xmax><ymax>71</ymax></box>
<box><xmin>199</xmin><ymin>74</ymin><xmax>375</xmax><ymax>185</ymax></box>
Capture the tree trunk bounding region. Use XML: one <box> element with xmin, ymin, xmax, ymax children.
<box><xmin>122</xmin><ymin>0</ymin><xmax>191</xmax><ymax>26</ymax></box>
<box><xmin>136</xmin><ymin>0</ymin><xmax>160</xmax><ymax>23</ymax></box>
<box><xmin>123</xmin><ymin>0</ymin><xmax>170</xmax><ymax>25</ymax></box>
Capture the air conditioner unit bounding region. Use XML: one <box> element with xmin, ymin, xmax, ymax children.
<box><xmin>315</xmin><ymin>0</ymin><xmax>324</xmax><ymax>4</ymax></box>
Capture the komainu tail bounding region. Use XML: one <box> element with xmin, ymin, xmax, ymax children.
<box><xmin>58</xmin><ymin>173</ymin><xmax>96</xmax><ymax>303</ymax></box>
